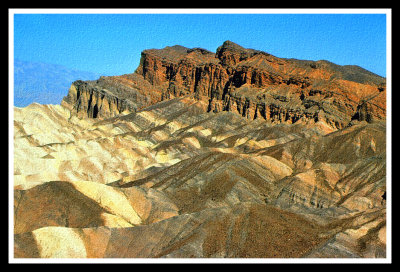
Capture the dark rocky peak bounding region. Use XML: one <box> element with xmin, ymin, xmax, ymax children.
<box><xmin>216</xmin><ymin>40</ymin><xmax>263</xmax><ymax>66</ymax></box>
<box><xmin>217</xmin><ymin>40</ymin><xmax>247</xmax><ymax>53</ymax></box>
<box><xmin>187</xmin><ymin>47</ymin><xmax>214</xmax><ymax>55</ymax></box>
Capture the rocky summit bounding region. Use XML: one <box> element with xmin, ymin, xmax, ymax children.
<box><xmin>14</xmin><ymin>41</ymin><xmax>387</xmax><ymax>259</ymax></box>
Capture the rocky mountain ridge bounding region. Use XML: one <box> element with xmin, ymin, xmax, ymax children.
<box><xmin>62</xmin><ymin>41</ymin><xmax>386</xmax><ymax>131</ymax></box>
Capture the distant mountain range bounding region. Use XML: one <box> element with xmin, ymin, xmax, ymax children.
<box><xmin>14</xmin><ymin>59</ymin><xmax>101</xmax><ymax>107</ymax></box>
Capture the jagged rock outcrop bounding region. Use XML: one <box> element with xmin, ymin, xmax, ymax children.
<box><xmin>62</xmin><ymin>73</ymin><xmax>165</xmax><ymax>118</ymax></box>
<box><xmin>61</xmin><ymin>80</ymin><xmax>133</xmax><ymax>118</ymax></box>
<box><xmin>62</xmin><ymin>41</ymin><xmax>385</xmax><ymax>131</ymax></box>
<box><xmin>133</xmin><ymin>41</ymin><xmax>385</xmax><ymax>130</ymax></box>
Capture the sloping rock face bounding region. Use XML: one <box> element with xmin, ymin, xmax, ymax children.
<box><xmin>61</xmin><ymin>74</ymin><xmax>163</xmax><ymax>119</ymax></box>
<box><xmin>14</xmin><ymin>41</ymin><xmax>387</xmax><ymax>259</ymax></box>
<box><xmin>14</xmin><ymin>97</ymin><xmax>386</xmax><ymax>258</ymax></box>
<box><xmin>62</xmin><ymin>41</ymin><xmax>386</xmax><ymax>130</ymax></box>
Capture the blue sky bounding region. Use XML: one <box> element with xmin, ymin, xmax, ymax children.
<box><xmin>13</xmin><ymin>11</ymin><xmax>387</xmax><ymax>77</ymax></box>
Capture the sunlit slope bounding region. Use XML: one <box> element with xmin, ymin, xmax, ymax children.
<box><xmin>13</xmin><ymin>96</ymin><xmax>386</xmax><ymax>258</ymax></box>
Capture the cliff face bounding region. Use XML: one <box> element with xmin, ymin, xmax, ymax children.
<box><xmin>61</xmin><ymin>80</ymin><xmax>132</xmax><ymax>118</ymax></box>
<box><xmin>62</xmin><ymin>41</ymin><xmax>386</xmax><ymax>129</ymax></box>
<box><xmin>62</xmin><ymin>73</ymin><xmax>164</xmax><ymax>119</ymax></box>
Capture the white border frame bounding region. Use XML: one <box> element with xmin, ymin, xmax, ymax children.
<box><xmin>9</xmin><ymin>8</ymin><xmax>392</xmax><ymax>264</ymax></box>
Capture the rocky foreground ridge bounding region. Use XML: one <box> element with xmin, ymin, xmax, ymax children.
<box><xmin>14</xmin><ymin>41</ymin><xmax>387</xmax><ymax>259</ymax></box>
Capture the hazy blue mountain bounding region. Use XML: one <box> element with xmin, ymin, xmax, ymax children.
<box><xmin>14</xmin><ymin>59</ymin><xmax>102</xmax><ymax>107</ymax></box>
